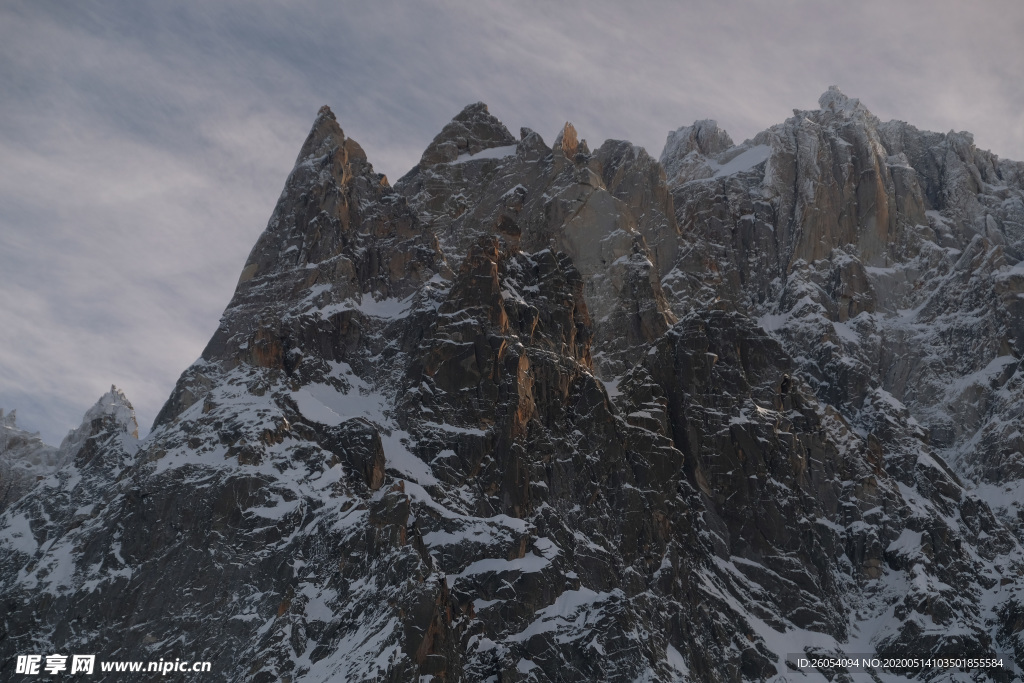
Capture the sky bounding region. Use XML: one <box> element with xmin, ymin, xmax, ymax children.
<box><xmin>2</xmin><ymin>0</ymin><xmax>1023</xmax><ymax>444</ymax></box>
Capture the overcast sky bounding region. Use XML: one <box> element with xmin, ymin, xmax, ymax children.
<box><xmin>2</xmin><ymin>1</ymin><xmax>1023</xmax><ymax>444</ymax></box>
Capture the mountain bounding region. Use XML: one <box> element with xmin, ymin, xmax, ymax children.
<box><xmin>2</xmin><ymin>88</ymin><xmax>1023</xmax><ymax>682</ymax></box>
<box><xmin>1</xmin><ymin>410</ymin><xmax>59</xmax><ymax>512</ymax></box>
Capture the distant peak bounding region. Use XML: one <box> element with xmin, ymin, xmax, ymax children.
<box><xmin>81</xmin><ymin>385</ymin><xmax>139</xmax><ymax>437</ymax></box>
<box><xmin>53</xmin><ymin>386</ymin><xmax>139</xmax><ymax>466</ymax></box>
<box><xmin>661</xmin><ymin>120</ymin><xmax>734</xmax><ymax>160</ymax></box>
<box><xmin>659</xmin><ymin>119</ymin><xmax>734</xmax><ymax>182</ymax></box>
<box><xmin>818</xmin><ymin>85</ymin><xmax>874</xmax><ymax>119</ymax></box>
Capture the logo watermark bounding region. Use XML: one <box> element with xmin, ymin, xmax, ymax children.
<box><xmin>16</xmin><ymin>654</ymin><xmax>211</xmax><ymax>676</ymax></box>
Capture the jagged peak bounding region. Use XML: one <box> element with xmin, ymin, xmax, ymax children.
<box><xmin>295</xmin><ymin>104</ymin><xmax>349</xmax><ymax>165</ymax></box>
<box><xmin>49</xmin><ymin>386</ymin><xmax>138</xmax><ymax>470</ymax></box>
<box><xmin>553</xmin><ymin>122</ymin><xmax>579</xmax><ymax>158</ymax></box>
<box><xmin>660</xmin><ymin>119</ymin><xmax>734</xmax><ymax>164</ymax></box>
<box><xmin>946</xmin><ymin>129</ymin><xmax>976</xmax><ymax>148</ymax></box>
<box><xmin>817</xmin><ymin>85</ymin><xmax>875</xmax><ymax>121</ymax></box>
<box><xmin>452</xmin><ymin>101</ymin><xmax>491</xmax><ymax>122</ymax></box>
<box><xmin>659</xmin><ymin>119</ymin><xmax>734</xmax><ymax>186</ymax></box>
<box><xmin>229</xmin><ymin>105</ymin><xmax>388</xmax><ymax>290</ymax></box>
<box><xmin>514</xmin><ymin>126</ymin><xmax>550</xmax><ymax>160</ymax></box>
<box><xmin>418</xmin><ymin>102</ymin><xmax>517</xmax><ymax>167</ymax></box>
<box><xmin>76</xmin><ymin>385</ymin><xmax>139</xmax><ymax>439</ymax></box>
<box><xmin>0</xmin><ymin>408</ymin><xmax>47</xmax><ymax>443</ymax></box>
<box><xmin>552</xmin><ymin>122</ymin><xmax>593</xmax><ymax>158</ymax></box>
<box><xmin>519</xmin><ymin>126</ymin><xmax>546</xmax><ymax>145</ymax></box>
<box><xmin>0</xmin><ymin>409</ymin><xmax>49</xmax><ymax>447</ymax></box>
<box><xmin>316</xmin><ymin>104</ymin><xmax>336</xmax><ymax>121</ymax></box>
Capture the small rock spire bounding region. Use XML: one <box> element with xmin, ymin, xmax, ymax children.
<box><xmin>553</xmin><ymin>122</ymin><xmax>579</xmax><ymax>158</ymax></box>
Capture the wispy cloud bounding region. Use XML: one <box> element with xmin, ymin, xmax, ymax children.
<box><xmin>2</xmin><ymin>0</ymin><xmax>1021</xmax><ymax>442</ymax></box>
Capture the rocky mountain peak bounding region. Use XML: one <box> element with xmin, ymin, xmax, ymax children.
<box><xmin>4</xmin><ymin>94</ymin><xmax>1024</xmax><ymax>682</ymax></box>
<box><xmin>316</xmin><ymin>103</ymin><xmax>335</xmax><ymax>120</ymax></box>
<box><xmin>1</xmin><ymin>408</ymin><xmax>53</xmax><ymax>459</ymax></box>
<box><xmin>295</xmin><ymin>103</ymin><xmax>352</xmax><ymax>167</ymax></box>
<box><xmin>417</xmin><ymin>101</ymin><xmax>517</xmax><ymax>167</ymax></box>
<box><xmin>0</xmin><ymin>390</ymin><xmax>137</xmax><ymax>511</ymax></box>
<box><xmin>57</xmin><ymin>385</ymin><xmax>139</xmax><ymax>467</ymax></box>
<box><xmin>1</xmin><ymin>408</ymin><xmax>59</xmax><ymax>511</ymax></box>
<box><xmin>154</xmin><ymin>103</ymin><xmax>447</xmax><ymax>428</ymax></box>
<box><xmin>552</xmin><ymin>121</ymin><xmax>580</xmax><ymax>158</ymax></box>
<box><xmin>817</xmin><ymin>85</ymin><xmax>877</xmax><ymax>123</ymax></box>
<box><xmin>659</xmin><ymin>119</ymin><xmax>735</xmax><ymax>186</ymax></box>
<box><xmin>219</xmin><ymin>106</ymin><xmax>397</xmax><ymax>304</ymax></box>
<box><xmin>662</xmin><ymin>119</ymin><xmax>734</xmax><ymax>159</ymax></box>
<box><xmin>451</xmin><ymin>100</ymin><xmax>490</xmax><ymax>123</ymax></box>
<box><xmin>1</xmin><ymin>409</ymin><xmax>45</xmax><ymax>452</ymax></box>
<box><xmin>77</xmin><ymin>385</ymin><xmax>138</xmax><ymax>438</ymax></box>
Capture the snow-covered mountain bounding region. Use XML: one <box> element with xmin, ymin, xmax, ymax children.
<box><xmin>1</xmin><ymin>410</ymin><xmax>59</xmax><ymax>512</ymax></box>
<box><xmin>2</xmin><ymin>89</ymin><xmax>1023</xmax><ymax>682</ymax></box>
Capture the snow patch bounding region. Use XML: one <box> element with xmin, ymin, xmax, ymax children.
<box><xmin>450</xmin><ymin>145</ymin><xmax>518</xmax><ymax>165</ymax></box>
<box><xmin>710</xmin><ymin>145</ymin><xmax>772</xmax><ymax>178</ymax></box>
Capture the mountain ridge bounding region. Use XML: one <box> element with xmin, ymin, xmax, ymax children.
<box><xmin>2</xmin><ymin>87</ymin><xmax>1023</xmax><ymax>682</ymax></box>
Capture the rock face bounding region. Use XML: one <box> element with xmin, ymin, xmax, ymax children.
<box><xmin>397</xmin><ymin>111</ymin><xmax>677</xmax><ymax>377</ymax></box>
<box><xmin>2</xmin><ymin>91</ymin><xmax>1024</xmax><ymax>682</ymax></box>
<box><xmin>1</xmin><ymin>389</ymin><xmax>138</xmax><ymax>512</ymax></box>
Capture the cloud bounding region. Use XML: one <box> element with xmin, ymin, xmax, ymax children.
<box><xmin>1</xmin><ymin>0</ymin><xmax>1022</xmax><ymax>442</ymax></box>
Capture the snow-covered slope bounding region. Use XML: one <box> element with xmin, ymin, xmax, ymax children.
<box><xmin>2</xmin><ymin>92</ymin><xmax>1023</xmax><ymax>682</ymax></box>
